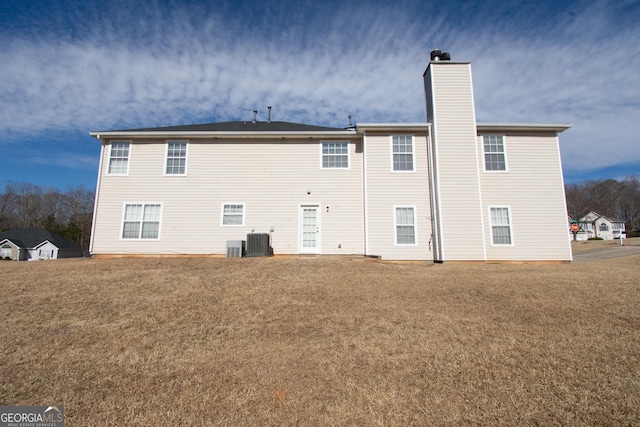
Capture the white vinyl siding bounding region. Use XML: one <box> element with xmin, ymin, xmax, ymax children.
<box><xmin>392</xmin><ymin>135</ymin><xmax>415</xmax><ymax>171</ymax></box>
<box><xmin>92</xmin><ymin>139</ymin><xmax>363</xmax><ymax>256</ymax></box>
<box><xmin>321</xmin><ymin>142</ymin><xmax>349</xmax><ymax>168</ymax></box>
<box><xmin>483</xmin><ymin>135</ymin><xmax>507</xmax><ymax>171</ymax></box>
<box><xmin>490</xmin><ymin>207</ymin><xmax>512</xmax><ymax>245</ymax></box>
<box><xmin>108</xmin><ymin>141</ymin><xmax>130</xmax><ymax>175</ymax></box>
<box><xmin>479</xmin><ymin>133</ymin><xmax>572</xmax><ymax>261</ymax></box>
<box><xmin>122</xmin><ymin>203</ymin><xmax>162</xmax><ymax>239</ymax></box>
<box><xmin>363</xmin><ymin>130</ymin><xmax>431</xmax><ymax>260</ymax></box>
<box><xmin>221</xmin><ymin>203</ymin><xmax>245</xmax><ymax>226</ymax></box>
<box><xmin>165</xmin><ymin>141</ymin><xmax>188</xmax><ymax>175</ymax></box>
<box><xmin>395</xmin><ymin>206</ymin><xmax>417</xmax><ymax>245</ymax></box>
<box><xmin>426</xmin><ymin>63</ymin><xmax>486</xmax><ymax>261</ymax></box>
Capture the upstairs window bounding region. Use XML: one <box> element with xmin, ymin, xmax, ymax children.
<box><xmin>395</xmin><ymin>206</ymin><xmax>416</xmax><ymax>245</ymax></box>
<box><xmin>122</xmin><ymin>203</ymin><xmax>162</xmax><ymax>239</ymax></box>
<box><xmin>490</xmin><ymin>206</ymin><xmax>512</xmax><ymax>245</ymax></box>
<box><xmin>599</xmin><ymin>223</ymin><xmax>609</xmax><ymax>232</ymax></box>
<box><xmin>108</xmin><ymin>141</ymin><xmax>130</xmax><ymax>175</ymax></box>
<box><xmin>321</xmin><ymin>142</ymin><xmax>349</xmax><ymax>168</ymax></box>
<box><xmin>483</xmin><ymin>135</ymin><xmax>507</xmax><ymax>171</ymax></box>
<box><xmin>165</xmin><ymin>141</ymin><xmax>188</xmax><ymax>175</ymax></box>
<box><xmin>392</xmin><ymin>135</ymin><xmax>414</xmax><ymax>171</ymax></box>
<box><xmin>222</xmin><ymin>203</ymin><xmax>245</xmax><ymax>226</ymax></box>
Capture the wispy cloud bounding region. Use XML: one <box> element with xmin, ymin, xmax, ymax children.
<box><xmin>0</xmin><ymin>0</ymin><xmax>638</xmax><ymax>176</ymax></box>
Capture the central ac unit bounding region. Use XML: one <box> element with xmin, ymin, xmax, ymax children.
<box><xmin>245</xmin><ymin>233</ymin><xmax>272</xmax><ymax>257</ymax></box>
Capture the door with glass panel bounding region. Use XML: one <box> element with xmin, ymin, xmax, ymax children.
<box><xmin>299</xmin><ymin>205</ymin><xmax>320</xmax><ymax>254</ymax></box>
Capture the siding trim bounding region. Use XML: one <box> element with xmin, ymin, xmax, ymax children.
<box><xmin>426</xmin><ymin>130</ymin><xmax>440</xmax><ymax>261</ymax></box>
<box><xmin>89</xmin><ymin>143</ymin><xmax>106</xmax><ymax>254</ymax></box>
<box><xmin>428</xmin><ymin>70</ymin><xmax>446</xmax><ymax>260</ymax></box>
<box><xmin>469</xmin><ymin>65</ymin><xmax>488</xmax><ymax>260</ymax></box>
<box><xmin>556</xmin><ymin>135</ymin><xmax>573</xmax><ymax>261</ymax></box>
<box><xmin>363</xmin><ymin>133</ymin><xmax>370</xmax><ymax>256</ymax></box>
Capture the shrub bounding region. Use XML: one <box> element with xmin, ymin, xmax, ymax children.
<box><xmin>588</xmin><ymin>237</ymin><xmax>604</xmax><ymax>240</ymax></box>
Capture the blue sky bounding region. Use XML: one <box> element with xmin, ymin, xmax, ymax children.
<box><xmin>1</xmin><ymin>0</ymin><xmax>639</xmax><ymax>190</ymax></box>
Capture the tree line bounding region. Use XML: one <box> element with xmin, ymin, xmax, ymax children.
<box><xmin>0</xmin><ymin>182</ymin><xmax>95</xmax><ymax>249</ymax></box>
<box><xmin>565</xmin><ymin>175</ymin><xmax>640</xmax><ymax>231</ymax></box>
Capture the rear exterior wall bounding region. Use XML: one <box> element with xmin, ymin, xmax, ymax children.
<box><xmin>364</xmin><ymin>132</ymin><xmax>432</xmax><ymax>261</ymax></box>
<box><xmin>478</xmin><ymin>132</ymin><xmax>572</xmax><ymax>261</ymax></box>
<box><xmin>91</xmin><ymin>138</ymin><xmax>364</xmax><ymax>256</ymax></box>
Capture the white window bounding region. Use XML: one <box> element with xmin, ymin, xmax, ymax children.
<box><xmin>122</xmin><ymin>203</ymin><xmax>162</xmax><ymax>239</ymax></box>
<box><xmin>395</xmin><ymin>206</ymin><xmax>417</xmax><ymax>245</ymax></box>
<box><xmin>321</xmin><ymin>142</ymin><xmax>349</xmax><ymax>168</ymax></box>
<box><xmin>599</xmin><ymin>223</ymin><xmax>609</xmax><ymax>232</ymax></box>
<box><xmin>221</xmin><ymin>203</ymin><xmax>245</xmax><ymax>226</ymax></box>
<box><xmin>165</xmin><ymin>141</ymin><xmax>188</xmax><ymax>175</ymax></box>
<box><xmin>483</xmin><ymin>135</ymin><xmax>507</xmax><ymax>171</ymax></box>
<box><xmin>490</xmin><ymin>207</ymin><xmax>512</xmax><ymax>245</ymax></box>
<box><xmin>108</xmin><ymin>141</ymin><xmax>130</xmax><ymax>175</ymax></box>
<box><xmin>392</xmin><ymin>135</ymin><xmax>414</xmax><ymax>171</ymax></box>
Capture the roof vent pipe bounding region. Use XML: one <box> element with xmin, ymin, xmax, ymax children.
<box><xmin>267</xmin><ymin>105</ymin><xmax>272</xmax><ymax>123</ymax></box>
<box><xmin>252</xmin><ymin>109</ymin><xmax>257</xmax><ymax>123</ymax></box>
<box><xmin>348</xmin><ymin>115</ymin><xmax>353</xmax><ymax>128</ymax></box>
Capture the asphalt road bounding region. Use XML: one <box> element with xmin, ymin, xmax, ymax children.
<box><xmin>572</xmin><ymin>244</ymin><xmax>640</xmax><ymax>262</ymax></box>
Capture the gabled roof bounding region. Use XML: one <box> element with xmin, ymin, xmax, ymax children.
<box><xmin>106</xmin><ymin>121</ymin><xmax>348</xmax><ymax>133</ymax></box>
<box><xmin>579</xmin><ymin>211</ymin><xmax>625</xmax><ymax>224</ymax></box>
<box><xmin>0</xmin><ymin>229</ymin><xmax>83</xmax><ymax>250</ymax></box>
<box><xmin>1</xmin><ymin>238</ymin><xmax>25</xmax><ymax>248</ymax></box>
<box><xmin>90</xmin><ymin>121</ymin><xmax>357</xmax><ymax>140</ymax></box>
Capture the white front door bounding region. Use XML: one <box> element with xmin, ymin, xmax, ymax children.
<box><xmin>299</xmin><ymin>205</ymin><xmax>320</xmax><ymax>254</ymax></box>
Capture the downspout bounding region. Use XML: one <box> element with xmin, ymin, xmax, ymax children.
<box><xmin>362</xmin><ymin>130</ymin><xmax>369</xmax><ymax>256</ymax></box>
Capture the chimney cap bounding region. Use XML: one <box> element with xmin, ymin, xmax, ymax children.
<box><xmin>430</xmin><ymin>49</ymin><xmax>451</xmax><ymax>61</ymax></box>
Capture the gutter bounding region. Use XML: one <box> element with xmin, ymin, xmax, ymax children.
<box><xmin>89</xmin><ymin>130</ymin><xmax>357</xmax><ymax>141</ymax></box>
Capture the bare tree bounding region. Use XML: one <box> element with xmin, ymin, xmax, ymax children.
<box><xmin>565</xmin><ymin>175</ymin><xmax>640</xmax><ymax>231</ymax></box>
<box><xmin>0</xmin><ymin>182</ymin><xmax>19</xmax><ymax>230</ymax></box>
<box><xmin>0</xmin><ymin>181</ymin><xmax>95</xmax><ymax>249</ymax></box>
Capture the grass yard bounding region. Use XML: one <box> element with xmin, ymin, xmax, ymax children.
<box><xmin>1</xmin><ymin>250</ymin><xmax>639</xmax><ymax>425</ymax></box>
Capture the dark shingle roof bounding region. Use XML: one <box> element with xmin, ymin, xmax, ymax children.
<box><xmin>0</xmin><ymin>228</ymin><xmax>83</xmax><ymax>250</ymax></box>
<box><xmin>107</xmin><ymin>121</ymin><xmax>348</xmax><ymax>133</ymax></box>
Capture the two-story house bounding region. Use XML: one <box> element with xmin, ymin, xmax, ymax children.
<box><xmin>89</xmin><ymin>51</ymin><xmax>573</xmax><ymax>262</ymax></box>
<box><xmin>576</xmin><ymin>211</ymin><xmax>627</xmax><ymax>240</ymax></box>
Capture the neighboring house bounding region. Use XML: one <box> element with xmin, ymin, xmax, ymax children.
<box><xmin>89</xmin><ymin>50</ymin><xmax>573</xmax><ymax>262</ymax></box>
<box><xmin>0</xmin><ymin>228</ymin><xmax>85</xmax><ymax>261</ymax></box>
<box><xmin>576</xmin><ymin>211</ymin><xmax>627</xmax><ymax>241</ymax></box>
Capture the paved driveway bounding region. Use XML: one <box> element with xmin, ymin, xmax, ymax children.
<box><xmin>573</xmin><ymin>244</ymin><xmax>640</xmax><ymax>262</ymax></box>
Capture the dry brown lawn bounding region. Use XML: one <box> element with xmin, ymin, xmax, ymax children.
<box><xmin>1</xmin><ymin>248</ymin><xmax>639</xmax><ymax>425</ymax></box>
